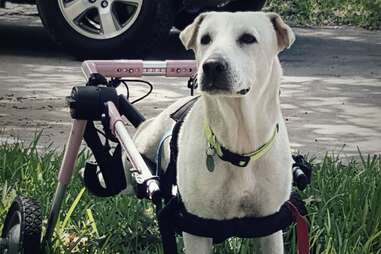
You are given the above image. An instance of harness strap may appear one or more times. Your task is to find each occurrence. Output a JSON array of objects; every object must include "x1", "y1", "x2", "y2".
[
  {"x1": 155, "y1": 132, "x2": 172, "y2": 177},
  {"x1": 83, "y1": 121, "x2": 127, "y2": 196},
  {"x1": 157, "y1": 196, "x2": 179, "y2": 254},
  {"x1": 286, "y1": 201, "x2": 310, "y2": 254},
  {"x1": 161, "y1": 97, "x2": 200, "y2": 201},
  {"x1": 174, "y1": 198, "x2": 293, "y2": 242},
  {"x1": 157, "y1": 192, "x2": 309, "y2": 252},
  {"x1": 157, "y1": 97, "x2": 200, "y2": 254},
  {"x1": 170, "y1": 97, "x2": 200, "y2": 122}
]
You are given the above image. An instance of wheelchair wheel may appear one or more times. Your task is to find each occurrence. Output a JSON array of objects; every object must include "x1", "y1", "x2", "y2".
[{"x1": 1, "y1": 197, "x2": 42, "y2": 254}]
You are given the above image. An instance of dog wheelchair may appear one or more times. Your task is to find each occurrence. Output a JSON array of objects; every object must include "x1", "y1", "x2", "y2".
[{"x1": 0, "y1": 60, "x2": 312, "y2": 254}]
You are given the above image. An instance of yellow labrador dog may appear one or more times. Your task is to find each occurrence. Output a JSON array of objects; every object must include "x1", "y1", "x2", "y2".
[{"x1": 126, "y1": 11, "x2": 295, "y2": 254}]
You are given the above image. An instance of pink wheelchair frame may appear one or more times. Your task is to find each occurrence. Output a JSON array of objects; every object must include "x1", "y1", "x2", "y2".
[{"x1": 44, "y1": 60, "x2": 197, "y2": 246}]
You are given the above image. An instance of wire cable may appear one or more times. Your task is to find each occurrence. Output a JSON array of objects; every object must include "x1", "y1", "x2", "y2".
[
  {"x1": 121, "y1": 80, "x2": 130, "y2": 100},
  {"x1": 119, "y1": 79, "x2": 153, "y2": 104}
]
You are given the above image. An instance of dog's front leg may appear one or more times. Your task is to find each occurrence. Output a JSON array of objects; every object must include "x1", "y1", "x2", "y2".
[
  {"x1": 183, "y1": 232, "x2": 213, "y2": 254},
  {"x1": 258, "y1": 231, "x2": 284, "y2": 254}
]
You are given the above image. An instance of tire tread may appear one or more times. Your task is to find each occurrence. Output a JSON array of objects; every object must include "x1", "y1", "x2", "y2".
[{"x1": 2, "y1": 196, "x2": 42, "y2": 254}]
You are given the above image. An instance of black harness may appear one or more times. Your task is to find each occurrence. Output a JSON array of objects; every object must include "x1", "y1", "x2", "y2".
[{"x1": 156, "y1": 97, "x2": 310, "y2": 254}]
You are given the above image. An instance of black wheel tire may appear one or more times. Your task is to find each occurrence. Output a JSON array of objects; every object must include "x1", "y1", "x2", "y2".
[
  {"x1": 174, "y1": 11, "x2": 198, "y2": 31},
  {"x1": 1, "y1": 197, "x2": 42, "y2": 254},
  {"x1": 37, "y1": 0, "x2": 175, "y2": 59},
  {"x1": 175, "y1": 0, "x2": 266, "y2": 30},
  {"x1": 220, "y1": 0, "x2": 266, "y2": 12}
]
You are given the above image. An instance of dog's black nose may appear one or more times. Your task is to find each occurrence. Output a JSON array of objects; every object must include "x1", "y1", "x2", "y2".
[{"x1": 202, "y1": 58, "x2": 228, "y2": 78}]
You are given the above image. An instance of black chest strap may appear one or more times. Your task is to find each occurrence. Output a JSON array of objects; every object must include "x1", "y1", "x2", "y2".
[{"x1": 159, "y1": 192, "x2": 306, "y2": 241}]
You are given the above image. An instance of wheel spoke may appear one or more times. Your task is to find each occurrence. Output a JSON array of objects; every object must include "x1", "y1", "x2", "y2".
[
  {"x1": 99, "y1": 10, "x2": 120, "y2": 35},
  {"x1": 63, "y1": 0, "x2": 92, "y2": 21},
  {"x1": 58, "y1": 0, "x2": 143, "y2": 39}
]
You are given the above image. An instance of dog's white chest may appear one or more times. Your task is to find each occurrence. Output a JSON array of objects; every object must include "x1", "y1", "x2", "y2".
[{"x1": 176, "y1": 114, "x2": 291, "y2": 220}]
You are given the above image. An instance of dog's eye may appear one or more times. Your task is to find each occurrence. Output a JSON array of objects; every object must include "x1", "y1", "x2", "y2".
[
  {"x1": 238, "y1": 33, "x2": 257, "y2": 44},
  {"x1": 201, "y1": 34, "x2": 211, "y2": 45}
]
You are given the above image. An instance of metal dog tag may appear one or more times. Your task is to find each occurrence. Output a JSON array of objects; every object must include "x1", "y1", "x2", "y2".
[
  {"x1": 206, "y1": 146, "x2": 215, "y2": 172},
  {"x1": 206, "y1": 155, "x2": 214, "y2": 172},
  {"x1": 206, "y1": 155, "x2": 215, "y2": 172}
]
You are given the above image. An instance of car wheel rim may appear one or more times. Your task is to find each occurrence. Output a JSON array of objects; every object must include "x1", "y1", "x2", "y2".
[{"x1": 58, "y1": 0, "x2": 143, "y2": 40}]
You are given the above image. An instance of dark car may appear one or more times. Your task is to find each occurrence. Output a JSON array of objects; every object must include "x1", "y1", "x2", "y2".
[{"x1": 0, "y1": 0, "x2": 266, "y2": 58}]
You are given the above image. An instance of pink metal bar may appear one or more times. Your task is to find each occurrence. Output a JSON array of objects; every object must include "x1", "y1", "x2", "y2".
[
  {"x1": 58, "y1": 120, "x2": 87, "y2": 185},
  {"x1": 166, "y1": 60, "x2": 197, "y2": 77},
  {"x1": 81, "y1": 61, "x2": 98, "y2": 78},
  {"x1": 81, "y1": 60, "x2": 197, "y2": 79},
  {"x1": 107, "y1": 101, "x2": 123, "y2": 136},
  {"x1": 106, "y1": 102, "x2": 152, "y2": 179},
  {"x1": 82, "y1": 60, "x2": 144, "y2": 78},
  {"x1": 107, "y1": 101, "x2": 160, "y2": 199}
]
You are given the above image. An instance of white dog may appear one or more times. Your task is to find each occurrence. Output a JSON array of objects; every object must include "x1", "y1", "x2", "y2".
[{"x1": 126, "y1": 11, "x2": 295, "y2": 254}]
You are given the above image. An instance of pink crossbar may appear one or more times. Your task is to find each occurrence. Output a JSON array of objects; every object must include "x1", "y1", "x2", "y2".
[{"x1": 81, "y1": 60, "x2": 197, "y2": 79}]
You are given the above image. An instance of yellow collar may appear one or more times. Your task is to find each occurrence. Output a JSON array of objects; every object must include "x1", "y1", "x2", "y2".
[{"x1": 204, "y1": 122, "x2": 279, "y2": 168}]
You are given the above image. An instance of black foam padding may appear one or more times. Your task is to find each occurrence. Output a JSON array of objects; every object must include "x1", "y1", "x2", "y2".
[{"x1": 67, "y1": 86, "x2": 118, "y2": 120}]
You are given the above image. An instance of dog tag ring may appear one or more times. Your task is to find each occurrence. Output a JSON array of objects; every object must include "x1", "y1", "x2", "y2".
[{"x1": 206, "y1": 146, "x2": 215, "y2": 156}]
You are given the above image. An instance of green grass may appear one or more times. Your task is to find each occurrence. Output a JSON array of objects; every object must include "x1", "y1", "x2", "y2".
[
  {"x1": 0, "y1": 136, "x2": 380, "y2": 253},
  {"x1": 266, "y1": 0, "x2": 381, "y2": 29}
]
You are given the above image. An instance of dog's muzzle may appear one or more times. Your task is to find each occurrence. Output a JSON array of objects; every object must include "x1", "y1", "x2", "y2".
[{"x1": 200, "y1": 58, "x2": 231, "y2": 92}]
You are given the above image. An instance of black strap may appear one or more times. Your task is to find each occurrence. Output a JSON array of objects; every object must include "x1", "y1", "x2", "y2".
[
  {"x1": 161, "y1": 97, "x2": 200, "y2": 201},
  {"x1": 157, "y1": 192, "x2": 307, "y2": 246},
  {"x1": 170, "y1": 96, "x2": 200, "y2": 122},
  {"x1": 157, "y1": 196, "x2": 181, "y2": 254},
  {"x1": 83, "y1": 122, "x2": 127, "y2": 197},
  {"x1": 157, "y1": 97, "x2": 200, "y2": 254}
]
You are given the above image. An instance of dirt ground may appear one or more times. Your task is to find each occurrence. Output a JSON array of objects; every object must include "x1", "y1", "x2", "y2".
[{"x1": 0, "y1": 4, "x2": 380, "y2": 158}]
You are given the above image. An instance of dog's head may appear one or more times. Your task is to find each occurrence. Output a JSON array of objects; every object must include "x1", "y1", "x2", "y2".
[{"x1": 180, "y1": 12, "x2": 295, "y2": 97}]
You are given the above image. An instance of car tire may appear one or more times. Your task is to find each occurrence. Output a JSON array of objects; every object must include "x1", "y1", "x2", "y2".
[
  {"x1": 37, "y1": 0, "x2": 174, "y2": 59},
  {"x1": 220, "y1": 0, "x2": 266, "y2": 12}
]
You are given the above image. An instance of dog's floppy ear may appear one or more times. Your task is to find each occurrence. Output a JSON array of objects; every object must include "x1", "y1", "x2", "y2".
[
  {"x1": 180, "y1": 13, "x2": 208, "y2": 50},
  {"x1": 266, "y1": 12, "x2": 295, "y2": 51}
]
